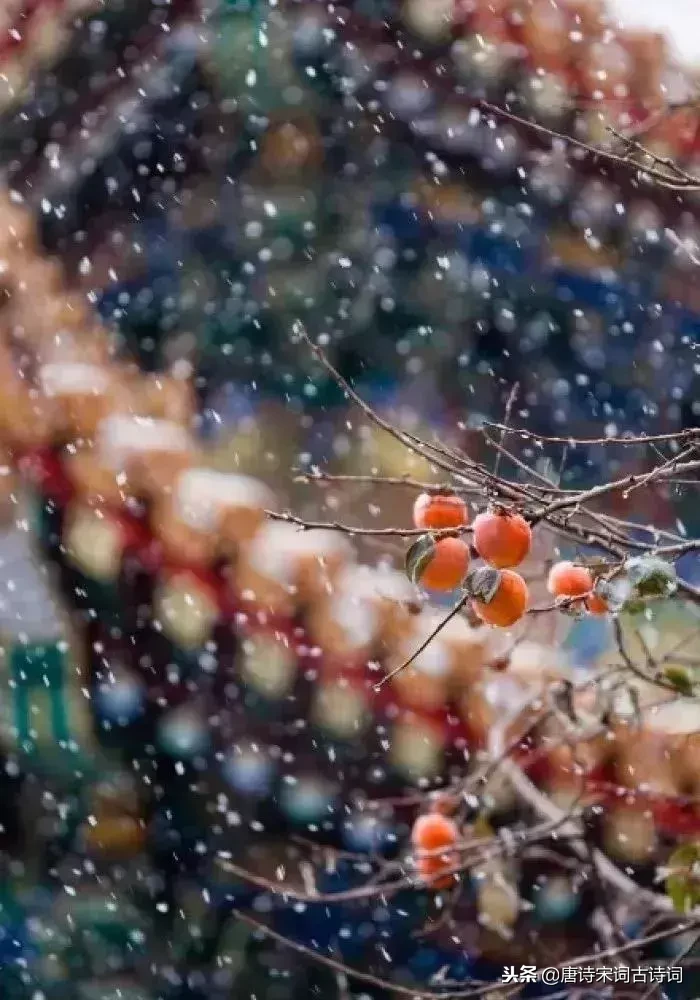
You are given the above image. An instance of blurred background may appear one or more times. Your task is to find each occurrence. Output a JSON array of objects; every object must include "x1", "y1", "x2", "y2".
[{"x1": 0, "y1": 0, "x2": 697, "y2": 998}]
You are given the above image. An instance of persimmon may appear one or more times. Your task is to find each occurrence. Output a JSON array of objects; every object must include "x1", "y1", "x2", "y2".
[
  {"x1": 585, "y1": 592, "x2": 609, "y2": 616},
  {"x1": 412, "y1": 812, "x2": 459, "y2": 890},
  {"x1": 547, "y1": 562, "x2": 610, "y2": 615},
  {"x1": 412, "y1": 811, "x2": 459, "y2": 850},
  {"x1": 547, "y1": 561, "x2": 593, "y2": 599},
  {"x1": 469, "y1": 567, "x2": 529, "y2": 628},
  {"x1": 413, "y1": 491, "x2": 468, "y2": 530},
  {"x1": 472, "y1": 509, "x2": 531, "y2": 569},
  {"x1": 405, "y1": 534, "x2": 470, "y2": 592},
  {"x1": 416, "y1": 855, "x2": 457, "y2": 890}
]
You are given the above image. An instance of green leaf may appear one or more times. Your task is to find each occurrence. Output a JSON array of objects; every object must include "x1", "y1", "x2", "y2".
[
  {"x1": 623, "y1": 597, "x2": 648, "y2": 616},
  {"x1": 465, "y1": 566, "x2": 501, "y2": 604},
  {"x1": 405, "y1": 534, "x2": 437, "y2": 586},
  {"x1": 662, "y1": 665, "x2": 695, "y2": 696},
  {"x1": 666, "y1": 843, "x2": 700, "y2": 914},
  {"x1": 625, "y1": 556, "x2": 678, "y2": 601}
]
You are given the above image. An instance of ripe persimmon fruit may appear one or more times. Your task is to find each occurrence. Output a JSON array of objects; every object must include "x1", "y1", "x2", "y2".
[
  {"x1": 472, "y1": 509, "x2": 531, "y2": 569},
  {"x1": 547, "y1": 561, "x2": 593, "y2": 599},
  {"x1": 405, "y1": 534, "x2": 470, "y2": 592},
  {"x1": 469, "y1": 567, "x2": 529, "y2": 627},
  {"x1": 547, "y1": 562, "x2": 609, "y2": 615},
  {"x1": 412, "y1": 812, "x2": 459, "y2": 890},
  {"x1": 585, "y1": 592, "x2": 609, "y2": 616},
  {"x1": 415, "y1": 855, "x2": 457, "y2": 890},
  {"x1": 413, "y1": 491, "x2": 468, "y2": 531},
  {"x1": 412, "y1": 812, "x2": 459, "y2": 850}
]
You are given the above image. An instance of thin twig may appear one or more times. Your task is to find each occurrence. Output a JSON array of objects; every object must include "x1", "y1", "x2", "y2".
[
  {"x1": 493, "y1": 382, "x2": 519, "y2": 480},
  {"x1": 480, "y1": 101, "x2": 700, "y2": 192},
  {"x1": 296, "y1": 471, "x2": 445, "y2": 491},
  {"x1": 482, "y1": 422, "x2": 700, "y2": 448},
  {"x1": 612, "y1": 616, "x2": 683, "y2": 694},
  {"x1": 265, "y1": 508, "x2": 472, "y2": 539},
  {"x1": 375, "y1": 592, "x2": 471, "y2": 690}
]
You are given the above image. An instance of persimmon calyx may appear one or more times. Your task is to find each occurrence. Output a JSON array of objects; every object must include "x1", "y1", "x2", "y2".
[
  {"x1": 553, "y1": 593, "x2": 588, "y2": 618},
  {"x1": 488, "y1": 502, "x2": 514, "y2": 518},
  {"x1": 465, "y1": 566, "x2": 501, "y2": 604}
]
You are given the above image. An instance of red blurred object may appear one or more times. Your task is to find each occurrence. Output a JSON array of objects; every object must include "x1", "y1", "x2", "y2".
[
  {"x1": 17, "y1": 446, "x2": 74, "y2": 504},
  {"x1": 625, "y1": 30, "x2": 667, "y2": 113},
  {"x1": 0, "y1": 1, "x2": 63, "y2": 64},
  {"x1": 516, "y1": 0, "x2": 572, "y2": 75}
]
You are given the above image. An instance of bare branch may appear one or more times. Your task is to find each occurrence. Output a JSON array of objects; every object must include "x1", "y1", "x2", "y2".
[
  {"x1": 481, "y1": 422, "x2": 700, "y2": 449},
  {"x1": 295, "y1": 471, "x2": 446, "y2": 491},
  {"x1": 375, "y1": 592, "x2": 471, "y2": 690},
  {"x1": 265, "y1": 508, "x2": 471, "y2": 539},
  {"x1": 493, "y1": 382, "x2": 520, "y2": 479},
  {"x1": 480, "y1": 101, "x2": 700, "y2": 192}
]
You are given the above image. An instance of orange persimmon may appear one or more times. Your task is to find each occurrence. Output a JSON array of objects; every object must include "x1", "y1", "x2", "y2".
[
  {"x1": 472, "y1": 509, "x2": 531, "y2": 569},
  {"x1": 547, "y1": 561, "x2": 593, "y2": 599},
  {"x1": 412, "y1": 812, "x2": 459, "y2": 850},
  {"x1": 470, "y1": 568, "x2": 529, "y2": 628},
  {"x1": 406, "y1": 534, "x2": 470, "y2": 592},
  {"x1": 585, "y1": 592, "x2": 609, "y2": 616},
  {"x1": 413, "y1": 491, "x2": 468, "y2": 530},
  {"x1": 412, "y1": 812, "x2": 459, "y2": 890},
  {"x1": 416, "y1": 855, "x2": 458, "y2": 889},
  {"x1": 547, "y1": 562, "x2": 609, "y2": 615}
]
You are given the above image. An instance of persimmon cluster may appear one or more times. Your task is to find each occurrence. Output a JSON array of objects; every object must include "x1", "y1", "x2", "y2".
[
  {"x1": 406, "y1": 492, "x2": 609, "y2": 627},
  {"x1": 547, "y1": 561, "x2": 608, "y2": 617}
]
